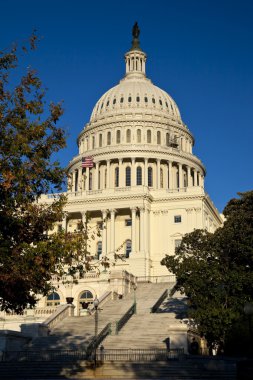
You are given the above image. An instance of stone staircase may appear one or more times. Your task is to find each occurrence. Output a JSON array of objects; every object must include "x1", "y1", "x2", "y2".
[
  {"x1": 0, "y1": 358, "x2": 237, "y2": 379},
  {"x1": 103, "y1": 285, "x2": 188, "y2": 350},
  {"x1": 0, "y1": 283, "x2": 238, "y2": 379},
  {"x1": 25, "y1": 290, "x2": 135, "y2": 351}
]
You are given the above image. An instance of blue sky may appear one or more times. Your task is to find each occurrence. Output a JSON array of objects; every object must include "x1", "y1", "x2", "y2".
[{"x1": 1, "y1": 0, "x2": 252, "y2": 212}]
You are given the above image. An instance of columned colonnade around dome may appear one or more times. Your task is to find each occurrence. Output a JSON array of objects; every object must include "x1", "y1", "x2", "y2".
[{"x1": 69, "y1": 158, "x2": 204, "y2": 193}]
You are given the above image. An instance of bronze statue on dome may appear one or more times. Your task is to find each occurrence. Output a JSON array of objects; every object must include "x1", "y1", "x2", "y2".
[{"x1": 132, "y1": 22, "x2": 140, "y2": 39}]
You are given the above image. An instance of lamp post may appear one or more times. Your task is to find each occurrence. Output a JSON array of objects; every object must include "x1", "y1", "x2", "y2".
[
  {"x1": 244, "y1": 302, "x2": 253, "y2": 356},
  {"x1": 93, "y1": 296, "x2": 99, "y2": 368},
  {"x1": 133, "y1": 284, "x2": 137, "y2": 314}
]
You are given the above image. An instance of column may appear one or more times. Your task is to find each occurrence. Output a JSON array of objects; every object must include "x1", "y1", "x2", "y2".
[
  {"x1": 72, "y1": 171, "x2": 76, "y2": 192},
  {"x1": 85, "y1": 167, "x2": 90, "y2": 191},
  {"x1": 110, "y1": 209, "x2": 116, "y2": 254},
  {"x1": 201, "y1": 175, "x2": 205, "y2": 188},
  {"x1": 139, "y1": 207, "x2": 145, "y2": 252},
  {"x1": 67, "y1": 173, "x2": 72, "y2": 192},
  {"x1": 81, "y1": 211, "x2": 86, "y2": 225},
  {"x1": 131, "y1": 158, "x2": 135, "y2": 187},
  {"x1": 178, "y1": 163, "x2": 183, "y2": 189},
  {"x1": 102, "y1": 210, "x2": 107, "y2": 255},
  {"x1": 194, "y1": 169, "x2": 198, "y2": 186},
  {"x1": 95, "y1": 162, "x2": 99, "y2": 190},
  {"x1": 187, "y1": 166, "x2": 192, "y2": 187},
  {"x1": 131, "y1": 207, "x2": 137, "y2": 254},
  {"x1": 78, "y1": 167, "x2": 82, "y2": 192},
  {"x1": 157, "y1": 159, "x2": 161, "y2": 189},
  {"x1": 106, "y1": 160, "x2": 110, "y2": 189},
  {"x1": 168, "y1": 161, "x2": 172, "y2": 189},
  {"x1": 118, "y1": 159, "x2": 123, "y2": 187},
  {"x1": 144, "y1": 158, "x2": 148, "y2": 187},
  {"x1": 62, "y1": 214, "x2": 68, "y2": 231}
]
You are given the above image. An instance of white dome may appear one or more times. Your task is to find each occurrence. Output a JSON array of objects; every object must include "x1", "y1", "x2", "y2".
[
  {"x1": 90, "y1": 75, "x2": 181, "y2": 123},
  {"x1": 89, "y1": 43, "x2": 182, "y2": 124}
]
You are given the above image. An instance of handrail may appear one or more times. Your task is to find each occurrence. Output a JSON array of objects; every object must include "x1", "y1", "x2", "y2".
[
  {"x1": 150, "y1": 289, "x2": 168, "y2": 313},
  {"x1": 115, "y1": 303, "x2": 136, "y2": 335},
  {"x1": 86, "y1": 322, "x2": 112, "y2": 358}
]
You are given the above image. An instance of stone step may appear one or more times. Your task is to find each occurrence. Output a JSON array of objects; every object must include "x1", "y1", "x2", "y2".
[{"x1": 0, "y1": 359, "x2": 237, "y2": 379}]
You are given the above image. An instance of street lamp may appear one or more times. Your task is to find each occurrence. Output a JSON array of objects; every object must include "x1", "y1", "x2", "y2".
[
  {"x1": 93, "y1": 296, "x2": 99, "y2": 368},
  {"x1": 244, "y1": 302, "x2": 253, "y2": 356}
]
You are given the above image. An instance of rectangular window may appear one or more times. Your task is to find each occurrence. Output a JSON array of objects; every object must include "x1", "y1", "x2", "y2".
[
  {"x1": 174, "y1": 215, "x2": 182, "y2": 223},
  {"x1": 125, "y1": 219, "x2": 132, "y2": 227}
]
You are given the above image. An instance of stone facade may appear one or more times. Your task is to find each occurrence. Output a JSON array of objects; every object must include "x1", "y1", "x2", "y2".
[{"x1": 1, "y1": 30, "x2": 223, "y2": 327}]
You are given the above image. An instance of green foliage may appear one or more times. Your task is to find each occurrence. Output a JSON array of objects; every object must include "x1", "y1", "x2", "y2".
[
  {"x1": 0, "y1": 34, "x2": 95, "y2": 314},
  {"x1": 161, "y1": 191, "x2": 253, "y2": 350}
]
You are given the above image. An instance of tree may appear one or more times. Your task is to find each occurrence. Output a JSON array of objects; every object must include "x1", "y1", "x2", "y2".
[
  {"x1": 161, "y1": 191, "x2": 253, "y2": 352},
  {"x1": 0, "y1": 34, "x2": 101, "y2": 314}
]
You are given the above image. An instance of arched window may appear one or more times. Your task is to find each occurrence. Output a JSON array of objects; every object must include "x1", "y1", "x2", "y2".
[
  {"x1": 107, "y1": 131, "x2": 111, "y2": 145},
  {"x1": 147, "y1": 130, "x2": 151, "y2": 143},
  {"x1": 125, "y1": 166, "x2": 131, "y2": 186},
  {"x1": 115, "y1": 167, "x2": 119, "y2": 187},
  {"x1": 148, "y1": 167, "x2": 153, "y2": 187},
  {"x1": 137, "y1": 129, "x2": 141, "y2": 143},
  {"x1": 104, "y1": 169, "x2": 107, "y2": 188},
  {"x1": 99, "y1": 134, "x2": 102, "y2": 147},
  {"x1": 92, "y1": 135, "x2": 95, "y2": 149},
  {"x1": 74, "y1": 170, "x2": 78, "y2": 192},
  {"x1": 160, "y1": 168, "x2": 164, "y2": 188},
  {"x1": 98, "y1": 169, "x2": 101, "y2": 189},
  {"x1": 46, "y1": 292, "x2": 60, "y2": 306},
  {"x1": 89, "y1": 171, "x2": 92, "y2": 190},
  {"x1": 136, "y1": 166, "x2": 142, "y2": 186},
  {"x1": 125, "y1": 240, "x2": 132, "y2": 258},
  {"x1": 116, "y1": 130, "x2": 121, "y2": 144},
  {"x1": 166, "y1": 133, "x2": 170, "y2": 147},
  {"x1": 97, "y1": 241, "x2": 102, "y2": 259},
  {"x1": 184, "y1": 172, "x2": 187, "y2": 187},
  {"x1": 126, "y1": 129, "x2": 131, "y2": 143},
  {"x1": 157, "y1": 131, "x2": 161, "y2": 145},
  {"x1": 80, "y1": 290, "x2": 93, "y2": 306}
]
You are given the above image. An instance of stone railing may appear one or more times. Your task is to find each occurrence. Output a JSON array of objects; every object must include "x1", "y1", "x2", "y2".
[
  {"x1": 89, "y1": 291, "x2": 112, "y2": 315},
  {"x1": 0, "y1": 306, "x2": 58, "y2": 321},
  {"x1": 136, "y1": 275, "x2": 176, "y2": 284},
  {"x1": 43, "y1": 304, "x2": 75, "y2": 330}
]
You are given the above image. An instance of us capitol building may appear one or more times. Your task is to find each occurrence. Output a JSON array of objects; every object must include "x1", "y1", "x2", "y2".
[{"x1": 1, "y1": 25, "x2": 223, "y2": 327}]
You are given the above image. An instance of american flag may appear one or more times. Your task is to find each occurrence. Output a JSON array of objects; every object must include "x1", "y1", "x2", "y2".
[{"x1": 82, "y1": 156, "x2": 94, "y2": 168}]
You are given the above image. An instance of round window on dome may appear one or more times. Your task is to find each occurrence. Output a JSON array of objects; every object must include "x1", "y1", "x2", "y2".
[
  {"x1": 159, "y1": 99, "x2": 163, "y2": 106},
  {"x1": 120, "y1": 97, "x2": 124, "y2": 103},
  {"x1": 106, "y1": 100, "x2": 110, "y2": 107},
  {"x1": 128, "y1": 96, "x2": 132, "y2": 102},
  {"x1": 152, "y1": 98, "x2": 155, "y2": 104},
  {"x1": 101, "y1": 102, "x2": 104, "y2": 109},
  {"x1": 165, "y1": 101, "x2": 168, "y2": 108},
  {"x1": 113, "y1": 98, "x2": 116, "y2": 105},
  {"x1": 144, "y1": 97, "x2": 148, "y2": 103},
  {"x1": 136, "y1": 96, "x2": 140, "y2": 102}
]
